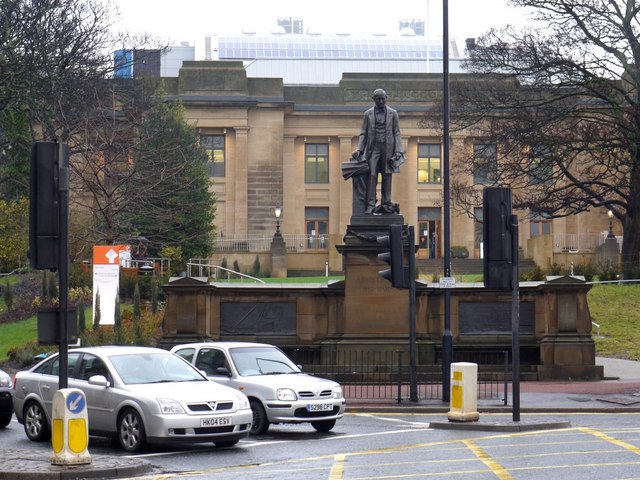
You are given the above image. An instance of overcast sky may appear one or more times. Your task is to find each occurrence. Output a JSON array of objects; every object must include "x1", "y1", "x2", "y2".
[{"x1": 109, "y1": 0, "x2": 533, "y2": 58}]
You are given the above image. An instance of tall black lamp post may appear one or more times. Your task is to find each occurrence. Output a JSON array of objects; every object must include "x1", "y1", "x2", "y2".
[
  {"x1": 441, "y1": 0, "x2": 453, "y2": 403},
  {"x1": 607, "y1": 210, "x2": 615, "y2": 238},
  {"x1": 275, "y1": 206, "x2": 282, "y2": 236}
]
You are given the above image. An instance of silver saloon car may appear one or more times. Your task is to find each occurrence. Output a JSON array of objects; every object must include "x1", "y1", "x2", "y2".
[
  {"x1": 12, "y1": 346, "x2": 252, "y2": 451},
  {"x1": 171, "y1": 342, "x2": 346, "y2": 435}
]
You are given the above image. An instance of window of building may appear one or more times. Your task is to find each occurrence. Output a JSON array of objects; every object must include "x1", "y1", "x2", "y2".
[
  {"x1": 417, "y1": 144, "x2": 441, "y2": 184},
  {"x1": 529, "y1": 145, "x2": 554, "y2": 185},
  {"x1": 200, "y1": 134, "x2": 225, "y2": 177},
  {"x1": 305, "y1": 143, "x2": 329, "y2": 183},
  {"x1": 530, "y1": 212, "x2": 552, "y2": 237},
  {"x1": 473, "y1": 143, "x2": 497, "y2": 184},
  {"x1": 305, "y1": 207, "x2": 328, "y2": 249}
]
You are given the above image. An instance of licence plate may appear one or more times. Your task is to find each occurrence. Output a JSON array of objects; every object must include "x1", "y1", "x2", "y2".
[
  {"x1": 201, "y1": 416, "x2": 231, "y2": 427},
  {"x1": 307, "y1": 402, "x2": 333, "y2": 412}
]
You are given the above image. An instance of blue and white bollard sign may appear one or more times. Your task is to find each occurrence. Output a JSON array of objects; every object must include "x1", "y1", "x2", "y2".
[{"x1": 50, "y1": 388, "x2": 92, "y2": 465}]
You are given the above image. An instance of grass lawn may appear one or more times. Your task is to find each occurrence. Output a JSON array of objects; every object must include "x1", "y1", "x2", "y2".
[
  {"x1": 0, "y1": 316, "x2": 37, "y2": 361},
  {"x1": 589, "y1": 283, "x2": 640, "y2": 361}
]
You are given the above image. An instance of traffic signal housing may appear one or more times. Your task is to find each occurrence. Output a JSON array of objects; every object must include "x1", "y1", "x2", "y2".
[
  {"x1": 29, "y1": 141, "x2": 67, "y2": 270},
  {"x1": 378, "y1": 224, "x2": 407, "y2": 288},
  {"x1": 483, "y1": 187, "x2": 513, "y2": 290}
]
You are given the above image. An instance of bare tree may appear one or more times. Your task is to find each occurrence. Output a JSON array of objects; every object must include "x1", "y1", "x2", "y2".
[
  {"x1": 448, "y1": 0, "x2": 640, "y2": 276},
  {"x1": 69, "y1": 77, "x2": 158, "y2": 254},
  {"x1": 0, "y1": 0, "x2": 160, "y2": 199}
]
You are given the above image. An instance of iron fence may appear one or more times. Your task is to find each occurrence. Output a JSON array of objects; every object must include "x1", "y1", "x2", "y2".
[
  {"x1": 287, "y1": 347, "x2": 508, "y2": 405},
  {"x1": 212, "y1": 233, "x2": 329, "y2": 253},
  {"x1": 552, "y1": 232, "x2": 605, "y2": 252}
]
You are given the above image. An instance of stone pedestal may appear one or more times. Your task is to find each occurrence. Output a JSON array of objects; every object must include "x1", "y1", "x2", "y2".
[
  {"x1": 270, "y1": 233, "x2": 287, "y2": 278},
  {"x1": 603, "y1": 236, "x2": 620, "y2": 266},
  {"x1": 334, "y1": 214, "x2": 409, "y2": 339},
  {"x1": 537, "y1": 276, "x2": 604, "y2": 381},
  {"x1": 538, "y1": 333, "x2": 603, "y2": 380}
]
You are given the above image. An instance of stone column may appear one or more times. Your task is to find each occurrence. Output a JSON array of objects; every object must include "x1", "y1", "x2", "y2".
[
  {"x1": 282, "y1": 135, "x2": 297, "y2": 237},
  {"x1": 234, "y1": 126, "x2": 249, "y2": 235}
]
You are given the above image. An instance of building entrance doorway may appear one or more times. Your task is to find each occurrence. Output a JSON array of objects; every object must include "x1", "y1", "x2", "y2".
[{"x1": 418, "y1": 207, "x2": 441, "y2": 259}]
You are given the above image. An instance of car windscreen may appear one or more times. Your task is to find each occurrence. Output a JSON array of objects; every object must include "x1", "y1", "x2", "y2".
[
  {"x1": 229, "y1": 347, "x2": 301, "y2": 376},
  {"x1": 109, "y1": 353, "x2": 206, "y2": 385}
]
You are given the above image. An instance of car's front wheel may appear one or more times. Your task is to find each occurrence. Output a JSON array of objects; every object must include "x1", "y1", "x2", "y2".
[
  {"x1": 249, "y1": 399, "x2": 269, "y2": 435},
  {"x1": 311, "y1": 419, "x2": 336, "y2": 432},
  {"x1": 23, "y1": 401, "x2": 50, "y2": 441},
  {"x1": 118, "y1": 408, "x2": 147, "y2": 452}
]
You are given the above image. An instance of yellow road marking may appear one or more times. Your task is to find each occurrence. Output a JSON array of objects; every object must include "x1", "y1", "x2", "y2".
[
  {"x1": 463, "y1": 439, "x2": 514, "y2": 479},
  {"x1": 329, "y1": 454, "x2": 346, "y2": 480},
  {"x1": 127, "y1": 423, "x2": 640, "y2": 479},
  {"x1": 581, "y1": 427, "x2": 640, "y2": 455}
]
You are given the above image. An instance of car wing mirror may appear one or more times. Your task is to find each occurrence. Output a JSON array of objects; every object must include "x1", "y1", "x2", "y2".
[
  {"x1": 88, "y1": 375, "x2": 110, "y2": 387},
  {"x1": 216, "y1": 367, "x2": 232, "y2": 377}
]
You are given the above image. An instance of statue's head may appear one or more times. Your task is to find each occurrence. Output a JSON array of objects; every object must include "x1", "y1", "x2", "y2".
[
  {"x1": 372, "y1": 89, "x2": 387, "y2": 108},
  {"x1": 372, "y1": 88, "x2": 387, "y2": 100}
]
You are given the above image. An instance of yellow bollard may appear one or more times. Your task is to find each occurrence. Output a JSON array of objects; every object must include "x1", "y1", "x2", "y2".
[
  {"x1": 447, "y1": 362, "x2": 479, "y2": 422},
  {"x1": 50, "y1": 388, "x2": 92, "y2": 465}
]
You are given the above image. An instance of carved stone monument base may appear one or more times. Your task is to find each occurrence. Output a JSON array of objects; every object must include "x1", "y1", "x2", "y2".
[
  {"x1": 538, "y1": 333, "x2": 604, "y2": 381},
  {"x1": 335, "y1": 214, "x2": 409, "y2": 338}
]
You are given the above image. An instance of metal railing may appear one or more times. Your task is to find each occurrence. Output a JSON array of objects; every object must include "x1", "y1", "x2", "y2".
[
  {"x1": 212, "y1": 234, "x2": 329, "y2": 253},
  {"x1": 287, "y1": 347, "x2": 509, "y2": 405},
  {"x1": 123, "y1": 257, "x2": 171, "y2": 276},
  {"x1": 185, "y1": 262, "x2": 265, "y2": 283},
  {"x1": 552, "y1": 233, "x2": 606, "y2": 253}
]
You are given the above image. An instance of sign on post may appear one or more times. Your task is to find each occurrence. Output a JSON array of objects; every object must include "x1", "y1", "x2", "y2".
[{"x1": 92, "y1": 245, "x2": 129, "y2": 326}]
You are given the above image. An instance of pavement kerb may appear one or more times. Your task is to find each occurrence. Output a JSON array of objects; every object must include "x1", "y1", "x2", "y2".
[{"x1": 0, "y1": 448, "x2": 153, "y2": 480}]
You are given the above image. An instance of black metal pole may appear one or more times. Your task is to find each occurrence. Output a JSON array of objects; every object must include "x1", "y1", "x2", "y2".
[
  {"x1": 511, "y1": 215, "x2": 520, "y2": 421},
  {"x1": 397, "y1": 351, "x2": 403, "y2": 404},
  {"x1": 408, "y1": 226, "x2": 418, "y2": 402},
  {"x1": 58, "y1": 143, "x2": 69, "y2": 390},
  {"x1": 441, "y1": 0, "x2": 453, "y2": 402}
]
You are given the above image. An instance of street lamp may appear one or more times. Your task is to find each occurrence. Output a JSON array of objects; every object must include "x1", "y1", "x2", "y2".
[
  {"x1": 274, "y1": 206, "x2": 282, "y2": 236},
  {"x1": 607, "y1": 210, "x2": 615, "y2": 238}
]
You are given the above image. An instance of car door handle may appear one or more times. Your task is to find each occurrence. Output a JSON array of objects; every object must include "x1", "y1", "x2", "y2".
[{"x1": 42, "y1": 385, "x2": 51, "y2": 390}]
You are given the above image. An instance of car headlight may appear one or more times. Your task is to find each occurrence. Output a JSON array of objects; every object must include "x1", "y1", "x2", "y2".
[
  {"x1": 332, "y1": 386, "x2": 343, "y2": 399},
  {"x1": 0, "y1": 376, "x2": 12, "y2": 389},
  {"x1": 236, "y1": 393, "x2": 250, "y2": 410},
  {"x1": 157, "y1": 398, "x2": 185, "y2": 414},
  {"x1": 276, "y1": 388, "x2": 297, "y2": 401}
]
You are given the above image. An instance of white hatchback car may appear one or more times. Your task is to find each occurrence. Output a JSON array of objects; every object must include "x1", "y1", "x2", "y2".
[{"x1": 171, "y1": 342, "x2": 346, "y2": 434}]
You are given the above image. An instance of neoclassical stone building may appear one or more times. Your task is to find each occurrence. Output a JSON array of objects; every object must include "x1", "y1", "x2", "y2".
[{"x1": 161, "y1": 60, "x2": 617, "y2": 274}]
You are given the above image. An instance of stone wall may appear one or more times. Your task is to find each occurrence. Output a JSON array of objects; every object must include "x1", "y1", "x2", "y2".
[{"x1": 161, "y1": 274, "x2": 603, "y2": 380}]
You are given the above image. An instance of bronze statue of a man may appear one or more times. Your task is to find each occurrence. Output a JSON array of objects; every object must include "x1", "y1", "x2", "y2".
[{"x1": 354, "y1": 88, "x2": 405, "y2": 214}]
